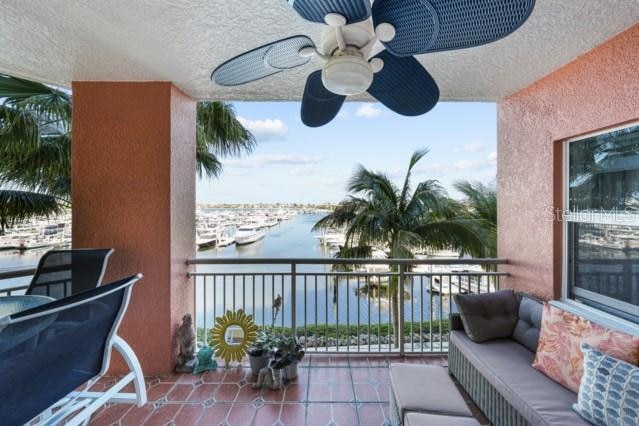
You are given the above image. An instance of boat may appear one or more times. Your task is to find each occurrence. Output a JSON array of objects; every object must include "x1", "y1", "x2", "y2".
[
  {"x1": 234, "y1": 225, "x2": 266, "y2": 245},
  {"x1": 196, "y1": 236, "x2": 217, "y2": 249},
  {"x1": 216, "y1": 236, "x2": 235, "y2": 247}
]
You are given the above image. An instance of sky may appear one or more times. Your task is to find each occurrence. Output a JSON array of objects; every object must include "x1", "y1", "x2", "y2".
[{"x1": 196, "y1": 101, "x2": 497, "y2": 204}]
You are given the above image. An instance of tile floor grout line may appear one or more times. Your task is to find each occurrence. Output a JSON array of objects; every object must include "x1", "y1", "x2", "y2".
[{"x1": 348, "y1": 363, "x2": 363, "y2": 426}]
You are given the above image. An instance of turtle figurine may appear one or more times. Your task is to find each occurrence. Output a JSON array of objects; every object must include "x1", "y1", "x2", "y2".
[{"x1": 193, "y1": 346, "x2": 217, "y2": 375}]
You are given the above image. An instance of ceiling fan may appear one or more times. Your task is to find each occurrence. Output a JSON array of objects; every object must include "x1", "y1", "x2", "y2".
[{"x1": 211, "y1": 0, "x2": 536, "y2": 127}]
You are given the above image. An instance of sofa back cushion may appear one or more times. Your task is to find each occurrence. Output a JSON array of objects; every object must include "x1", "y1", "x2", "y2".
[
  {"x1": 512, "y1": 296, "x2": 543, "y2": 352},
  {"x1": 454, "y1": 289, "x2": 519, "y2": 342},
  {"x1": 532, "y1": 303, "x2": 639, "y2": 393}
]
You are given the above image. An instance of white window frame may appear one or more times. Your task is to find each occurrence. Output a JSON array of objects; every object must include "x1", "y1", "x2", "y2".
[{"x1": 562, "y1": 121, "x2": 639, "y2": 321}]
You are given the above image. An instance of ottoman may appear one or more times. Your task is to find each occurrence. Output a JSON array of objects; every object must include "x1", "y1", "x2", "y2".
[
  {"x1": 406, "y1": 413, "x2": 480, "y2": 426},
  {"x1": 389, "y1": 364, "x2": 478, "y2": 426}
]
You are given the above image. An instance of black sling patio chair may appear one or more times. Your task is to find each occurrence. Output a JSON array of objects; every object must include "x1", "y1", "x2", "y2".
[
  {"x1": 0, "y1": 274, "x2": 147, "y2": 426},
  {"x1": 26, "y1": 248, "x2": 114, "y2": 299}
]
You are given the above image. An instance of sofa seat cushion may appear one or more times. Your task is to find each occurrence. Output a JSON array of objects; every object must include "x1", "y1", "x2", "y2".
[
  {"x1": 390, "y1": 364, "x2": 473, "y2": 419},
  {"x1": 450, "y1": 330, "x2": 590, "y2": 425},
  {"x1": 405, "y1": 412, "x2": 480, "y2": 426}
]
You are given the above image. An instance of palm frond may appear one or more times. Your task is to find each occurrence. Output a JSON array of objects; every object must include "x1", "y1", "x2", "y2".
[
  {"x1": 454, "y1": 180, "x2": 497, "y2": 257},
  {"x1": 0, "y1": 132, "x2": 71, "y2": 196},
  {"x1": 197, "y1": 101, "x2": 256, "y2": 158},
  {"x1": 347, "y1": 165, "x2": 399, "y2": 207},
  {"x1": 399, "y1": 148, "x2": 429, "y2": 211},
  {"x1": 312, "y1": 197, "x2": 367, "y2": 232},
  {"x1": 0, "y1": 74, "x2": 71, "y2": 124},
  {"x1": 0, "y1": 104, "x2": 42, "y2": 151},
  {"x1": 0, "y1": 189, "x2": 61, "y2": 232}
]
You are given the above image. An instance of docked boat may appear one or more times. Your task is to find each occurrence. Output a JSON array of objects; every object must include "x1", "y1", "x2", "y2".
[
  {"x1": 234, "y1": 225, "x2": 266, "y2": 245},
  {"x1": 216, "y1": 236, "x2": 235, "y2": 247}
]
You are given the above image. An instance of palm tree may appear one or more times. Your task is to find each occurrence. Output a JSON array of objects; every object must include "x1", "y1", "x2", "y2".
[
  {"x1": 0, "y1": 74, "x2": 255, "y2": 231},
  {"x1": 313, "y1": 149, "x2": 486, "y2": 347},
  {"x1": 453, "y1": 181, "x2": 497, "y2": 258}
]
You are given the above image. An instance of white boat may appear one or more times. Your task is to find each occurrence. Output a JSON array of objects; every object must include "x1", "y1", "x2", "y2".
[
  {"x1": 234, "y1": 225, "x2": 266, "y2": 245},
  {"x1": 217, "y1": 236, "x2": 235, "y2": 247},
  {"x1": 316, "y1": 231, "x2": 346, "y2": 248}
]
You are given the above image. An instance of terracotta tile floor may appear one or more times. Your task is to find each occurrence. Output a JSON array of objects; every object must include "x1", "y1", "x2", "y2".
[{"x1": 88, "y1": 354, "x2": 488, "y2": 426}]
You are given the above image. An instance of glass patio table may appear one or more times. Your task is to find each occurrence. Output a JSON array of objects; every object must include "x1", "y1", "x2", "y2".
[
  {"x1": 0, "y1": 295, "x2": 54, "y2": 318},
  {"x1": 0, "y1": 295, "x2": 56, "y2": 353}
]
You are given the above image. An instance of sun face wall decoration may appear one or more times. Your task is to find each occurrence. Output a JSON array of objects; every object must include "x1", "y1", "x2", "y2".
[{"x1": 210, "y1": 309, "x2": 259, "y2": 366}]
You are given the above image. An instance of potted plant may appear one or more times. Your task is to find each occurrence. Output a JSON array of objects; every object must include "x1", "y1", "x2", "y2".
[
  {"x1": 247, "y1": 330, "x2": 276, "y2": 375},
  {"x1": 248, "y1": 294, "x2": 283, "y2": 375},
  {"x1": 271, "y1": 336, "x2": 305, "y2": 381}
]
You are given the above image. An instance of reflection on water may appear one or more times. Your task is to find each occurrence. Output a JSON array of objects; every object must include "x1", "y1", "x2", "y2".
[
  {"x1": 569, "y1": 222, "x2": 639, "y2": 312},
  {"x1": 194, "y1": 213, "x2": 450, "y2": 330}
]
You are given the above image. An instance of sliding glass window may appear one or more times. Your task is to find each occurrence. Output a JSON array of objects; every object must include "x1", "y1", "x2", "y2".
[{"x1": 565, "y1": 124, "x2": 639, "y2": 322}]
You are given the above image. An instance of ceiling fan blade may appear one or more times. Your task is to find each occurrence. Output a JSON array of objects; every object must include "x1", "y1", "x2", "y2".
[
  {"x1": 301, "y1": 71, "x2": 346, "y2": 127},
  {"x1": 372, "y1": 0, "x2": 535, "y2": 56},
  {"x1": 211, "y1": 36, "x2": 315, "y2": 86},
  {"x1": 287, "y1": 0, "x2": 371, "y2": 24},
  {"x1": 367, "y1": 51, "x2": 439, "y2": 117}
]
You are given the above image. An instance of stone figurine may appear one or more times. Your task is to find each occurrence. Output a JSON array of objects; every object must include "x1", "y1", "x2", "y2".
[
  {"x1": 175, "y1": 314, "x2": 197, "y2": 373},
  {"x1": 252, "y1": 366, "x2": 282, "y2": 390}
]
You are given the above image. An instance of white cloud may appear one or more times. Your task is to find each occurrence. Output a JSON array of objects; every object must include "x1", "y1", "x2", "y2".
[
  {"x1": 290, "y1": 167, "x2": 316, "y2": 176},
  {"x1": 463, "y1": 142, "x2": 484, "y2": 152},
  {"x1": 453, "y1": 160, "x2": 476, "y2": 170},
  {"x1": 355, "y1": 104, "x2": 383, "y2": 119},
  {"x1": 225, "y1": 154, "x2": 324, "y2": 168},
  {"x1": 487, "y1": 151, "x2": 497, "y2": 161},
  {"x1": 237, "y1": 117, "x2": 288, "y2": 141}
]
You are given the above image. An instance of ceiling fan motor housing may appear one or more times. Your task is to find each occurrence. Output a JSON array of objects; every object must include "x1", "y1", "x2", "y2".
[
  {"x1": 319, "y1": 21, "x2": 376, "y2": 96},
  {"x1": 322, "y1": 52, "x2": 374, "y2": 96}
]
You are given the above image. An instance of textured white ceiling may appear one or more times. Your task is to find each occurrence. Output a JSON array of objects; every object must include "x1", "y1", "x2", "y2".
[{"x1": 0, "y1": 0, "x2": 638, "y2": 101}]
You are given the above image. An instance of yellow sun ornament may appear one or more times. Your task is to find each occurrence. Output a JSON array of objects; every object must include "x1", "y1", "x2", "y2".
[{"x1": 210, "y1": 309, "x2": 259, "y2": 366}]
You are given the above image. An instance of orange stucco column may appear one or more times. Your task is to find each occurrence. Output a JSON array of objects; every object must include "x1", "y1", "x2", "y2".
[
  {"x1": 497, "y1": 24, "x2": 639, "y2": 300},
  {"x1": 72, "y1": 82, "x2": 196, "y2": 375}
]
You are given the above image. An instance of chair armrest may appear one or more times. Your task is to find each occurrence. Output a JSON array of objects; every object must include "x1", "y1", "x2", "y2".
[{"x1": 450, "y1": 313, "x2": 465, "y2": 331}]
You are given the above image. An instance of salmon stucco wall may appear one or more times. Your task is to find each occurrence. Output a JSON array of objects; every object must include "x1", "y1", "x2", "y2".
[
  {"x1": 498, "y1": 24, "x2": 639, "y2": 300},
  {"x1": 72, "y1": 82, "x2": 196, "y2": 374}
]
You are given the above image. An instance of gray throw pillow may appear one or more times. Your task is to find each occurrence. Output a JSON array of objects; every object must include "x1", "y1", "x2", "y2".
[{"x1": 453, "y1": 289, "x2": 519, "y2": 342}]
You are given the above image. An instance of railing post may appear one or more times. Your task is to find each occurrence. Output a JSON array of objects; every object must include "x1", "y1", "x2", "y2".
[
  {"x1": 291, "y1": 262, "x2": 297, "y2": 338},
  {"x1": 399, "y1": 263, "x2": 405, "y2": 356}
]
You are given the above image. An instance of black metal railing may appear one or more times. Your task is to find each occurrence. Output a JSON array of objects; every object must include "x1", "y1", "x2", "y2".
[
  {"x1": 0, "y1": 267, "x2": 36, "y2": 296},
  {"x1": 187, "y1": 258, "x2": 508, "y2": 354}
]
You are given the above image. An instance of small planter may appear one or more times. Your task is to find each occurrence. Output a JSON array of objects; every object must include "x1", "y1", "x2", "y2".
[
  {"x1": 248, "y1": 353, "x2": 270, "y2": 375},
  {"x1": 282, "y1": 363, "x2": 299, "y2": 381}
]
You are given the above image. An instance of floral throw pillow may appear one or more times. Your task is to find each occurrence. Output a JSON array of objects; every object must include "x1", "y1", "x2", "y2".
[{"x1": 532, "y1": 303, "x2": 639, "y2": 392}]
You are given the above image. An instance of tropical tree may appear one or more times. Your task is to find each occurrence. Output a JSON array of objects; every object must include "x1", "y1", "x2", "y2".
[
  {"x1": 313, "y1": 149, "x2": 487, "y2": 347},
  {"x1": 0, "y1": 75, "x2": 254, "y2": 232},
  {"x1": 454, "y1": 181, "x2": 497, "y2": 258}
]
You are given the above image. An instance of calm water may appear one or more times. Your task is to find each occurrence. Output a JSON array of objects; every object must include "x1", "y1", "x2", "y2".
[
  {"x1": 194, "y1": 213, "x2": 447, "y2": 329},
  {"x1": 1, "y1": 213, "x2": 449, "y2": 326}
]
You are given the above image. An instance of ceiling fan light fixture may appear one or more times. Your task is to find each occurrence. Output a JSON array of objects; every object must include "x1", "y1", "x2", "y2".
[{"x1": 321, "y1": 54, "x2": 374, "y2": 96}]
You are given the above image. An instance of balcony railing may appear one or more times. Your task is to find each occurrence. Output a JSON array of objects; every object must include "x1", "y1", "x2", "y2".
[
  {"x1": 0, "y1": 267, "x2": 36, "y2": 296},
  {"x1": 187, "y1": 258, "x2": 508, "y2": 355},
  {"x1": 0, "y1": 258, "x2": 508, "y2": 355}
]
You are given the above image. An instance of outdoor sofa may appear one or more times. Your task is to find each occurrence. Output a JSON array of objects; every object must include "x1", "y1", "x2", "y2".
[
  {"x1": 447, "y1": 291, "x2": 592, "y2": 425},
  {"x1": 390, "y1": 290, "x2": 625, "y2": 425}
]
